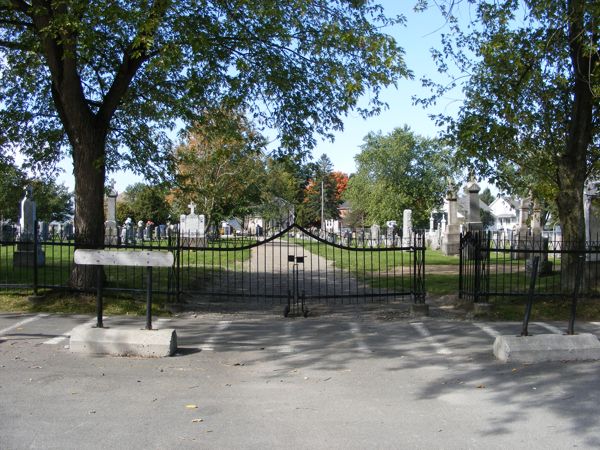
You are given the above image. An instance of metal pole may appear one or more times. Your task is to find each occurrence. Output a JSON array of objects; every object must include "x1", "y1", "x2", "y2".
[
  {"x1": 96, "y1": 265, "x2": 104, "y2": 328},
  {"x1": 458, "y1": 233, "x2": 463, "y2": 299},
  {"x1": 146, "y1": 266, "x2": 153, "y2": 330},
  {"x1": 567, "y1": 255, "x2": 584, "y2": 335},
  {"x1": 321, "y1": 180, "x2": 324, "y2": 232},
  {"x1": 32, "y1": 218, "x2": 38, "y2": 295},
  {"x1": 521, "y1": 256, "x2": 539, "y2": 336}
]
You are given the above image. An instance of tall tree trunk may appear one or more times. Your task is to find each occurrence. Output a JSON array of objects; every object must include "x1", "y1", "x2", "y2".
[
  {"x1": 68, "y1": 125, "x2": 107, "y2": 290},
  {"x1": 557, "y1": 0, "x2": 596, "y2": 292}
]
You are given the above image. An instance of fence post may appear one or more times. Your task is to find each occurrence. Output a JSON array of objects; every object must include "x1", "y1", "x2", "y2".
[
  {"x1": 458, "y1": 233, "x2": 464, "y2": 299},
  {"x1": 412, "y1": 232, "x2": 426, "y2": 304},
  {"x1": 146, "y1": 266, "x2": 153, "y2": 330},
  {"x1": 483, "y1": 231, "x2": 491, "y2": 303},
  {"x1": 176, "y1": 228, "x2": 181, "y2": 304},
  {"x1": 96, "y1": 265, "x2": 104, "y2": 328},
  {"x1": 32, "y1": 219, "x2": 38, "y2": 296},
  {"x1": 474, "y1": 232, "x2": 481, "y2": 303},
  {"x1": 521, "y1": 256, "x2": 540, "y2": 336},
  {"x1": 567, "y1": 255, "x2": 585, "y2": 335}
]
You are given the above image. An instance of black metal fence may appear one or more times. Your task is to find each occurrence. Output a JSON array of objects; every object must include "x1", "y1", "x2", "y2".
[
  {"x1": 176, "y1": 223, "x2": 426, "y2": 310},
  {"x1": 459, "y1": 231, "x2": 600, "y2": 302},
  {"x1": 0, "y1": 222, "x2": 426, "y2": 311},
  {"x1": 0, "y1": 223, "x2": 177, "y2": 299}
]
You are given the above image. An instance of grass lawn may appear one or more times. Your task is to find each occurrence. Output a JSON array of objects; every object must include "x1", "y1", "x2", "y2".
[{"x1": 0, "y1": 290, "x2": 172, "y2": 316}]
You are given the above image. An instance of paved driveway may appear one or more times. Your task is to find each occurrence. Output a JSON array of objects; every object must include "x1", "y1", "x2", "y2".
[{"x1": 1, "y1": 312, "x2": 600, "y2": 449}]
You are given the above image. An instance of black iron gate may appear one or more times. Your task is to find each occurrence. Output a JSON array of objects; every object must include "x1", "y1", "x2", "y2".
[
  {"x1": 459, "y1": 231, "x2": 490, "y2": 303},
  {"x1": 174, "y1": 223, "x2": 425, "y2": 312}
]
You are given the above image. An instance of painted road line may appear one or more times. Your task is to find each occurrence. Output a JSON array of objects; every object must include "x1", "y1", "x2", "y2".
[
  {"x1": 276, "y1": 321, "x2": 295, "y2": 353},
  {"x1": 410, "y1": 322, "x2": 453, "y2": 355},
  {"x1": 154, "y1": 318, "x2": 171, "y2": 329},
  {"x1": 349, "y1": 322, "x2": 371, "y2": 353},
  {"x1": 43, "y1": 318, "x2": 99, "y2": 345},
  {"x1": 199, "y1": 320, "x2": 231, "y2": 351},
  {"x1": 0, "y1": 314, "x2": 49, "y2": 337},
  {"x1": 533, "y1": 322, "x2": 564, "y2": 334},
  {"x1": 473, "y1": 322, "x2": 501, "y2": 339}
]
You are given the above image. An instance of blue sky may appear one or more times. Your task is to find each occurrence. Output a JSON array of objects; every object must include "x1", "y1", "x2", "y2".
[
  {"x1": 313, "y1": 1, "x2": 463, "y2": 175},
  {"x1": 57, "y1": 2, "x2": 465, "y2": 192}
]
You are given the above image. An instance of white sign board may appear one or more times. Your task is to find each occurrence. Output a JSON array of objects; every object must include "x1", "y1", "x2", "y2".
[{"x1": 74, "y1": 250, "x2": 174, "y2": 267}]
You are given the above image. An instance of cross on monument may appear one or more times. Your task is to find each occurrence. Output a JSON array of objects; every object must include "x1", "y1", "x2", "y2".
[{"x1": 188, "y1": 201, "x2": 197, "y2": 215}]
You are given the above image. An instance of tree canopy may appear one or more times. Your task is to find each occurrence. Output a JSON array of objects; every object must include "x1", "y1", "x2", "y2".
[
  {"x1": 344, "y1": 126, "x2": 453, "y2": 228},
  {"x1": 174, "y1": 109, "x2": 267, "y2": 227},
  {"x1": 0, "y1": 159, "x2": 72, "y2": 222},
  {"x1": 116, "y1": 182, "x2": 171, "y2": 225},
  {"x1": 417, "y1": 0, "x2": 599, "y2": 286},
  {"x1": 1, "y1": 0, "x2": 409, "y2": 172},
  {"x1": 296, "y1": 154, "x2": 346, "y2": 227},
  {"x1": 1, "y1": 0, "x2": 409, "y2": 287}
]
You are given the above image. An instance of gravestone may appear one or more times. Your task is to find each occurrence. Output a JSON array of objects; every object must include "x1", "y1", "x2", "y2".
[
  {"x1": 104, "y1": 189, "x2": 118, "y2": 245},
  {"x1": 62, "y1": 222, "x2": 74, "y2": 240},
  {"x1": 466, "y1": 179, "x2": 483, "y2": 231},
  {"x1": 221, "y1": 221, "x2": 233, "y2": 236},
  {"x1": 137, "y1": 220, "x2": 144, "y2": 240},
  {"x1": 13, "y1": 186, "x2": 45, "y2": 267},
  {"x1": 512, "y1": 198, "x2": 531, "y2": 259},
  {"x1": 157, "y1": 224, "x2": 166, "y2": 240},
  {"x1": 526, "y1": 200, "x2": 551, "y2": 274},
  {"x1": 370, "y1": 224, "x2": 381, "y2": 247},
  {"x1": 442, "y1": 188, "x2": 460, "y2": 256},
  {"x1": 121, "y1": 217, "x2": 134, "y2": 245},
  {"x1": 585, "y1": 181, "x2": 600, "y2": 261},
  {"x1": 402, "y1": 210, "x2": 412, "y2": 246},
  {"x1": 386, "y1": 220, "x2": 397, "y2": 247},
  {"x1": 0, "y1": 221, "x2": 16, "y2": 243},
  {"x1": 39, "y1": 221, "x2": 49, "y2": 242},
  {"x1": 180, "y1": 202, "x2": 205, "y2": 246}
]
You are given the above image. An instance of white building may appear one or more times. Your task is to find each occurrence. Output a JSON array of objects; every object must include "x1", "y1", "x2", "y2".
[{"x1": 488, "y1": 197, "x2": 519, "y2": 232}]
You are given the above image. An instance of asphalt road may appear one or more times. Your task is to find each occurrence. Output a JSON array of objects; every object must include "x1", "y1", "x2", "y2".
[{"x1": 1, "y1": 311, "x2": 600, "y2": 449}]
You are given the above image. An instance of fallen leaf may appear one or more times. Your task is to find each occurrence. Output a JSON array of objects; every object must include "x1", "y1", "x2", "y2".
[{"x1": 186, "y1": 404, "x2": 198, "y2": 409}]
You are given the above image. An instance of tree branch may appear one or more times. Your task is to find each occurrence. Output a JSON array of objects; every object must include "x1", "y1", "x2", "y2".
[
  {"x1": 0, "y1": 39, "x2": 28, "y2": 50},
  {"x1": 8, "y1": 0, "x2": 30, "y2": 14},
  {"x1": 98, "y1": 0, "x2": 169, "y2": 123},
  {"x1": 0, "y1": 18, "x2": 33, "y2": 28}
]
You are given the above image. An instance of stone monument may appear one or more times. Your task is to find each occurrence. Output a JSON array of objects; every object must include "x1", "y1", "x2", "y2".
[
  {"x1": 402, "y1": 210, "x2": 412, "y2": 247},
  {"x1": 512, "y1": 197, "x2": 531, "y2": 259},
  {"x1": 104, "y1": 189, "x2": 118, "y2": 245},
  {"x1": 526, "y1": 200, "x2": 552, "y2": 275},
  {"x1": 466, "y1": 179, "x2": 483, "y2": 232},
  {"x1": 13, "y1": 186, "x2": 45, "y2": 267},
  {"x1": 442, "y1": 187, "x2": 460, "y2": 256},
  {"x1": 370, "y1": 224, "x2": 381, "y2": 247},
  {"x1": 180, "y1": 201, "x2": 205, "y2": 246}
]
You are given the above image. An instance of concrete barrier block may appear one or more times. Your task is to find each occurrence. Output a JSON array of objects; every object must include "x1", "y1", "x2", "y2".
[
  {"x1": 70, "y1": 327, "x2": 177, "y2": 357},
  {"x1": 493, "y1": 333, "x2": 600, "y2": 363}
]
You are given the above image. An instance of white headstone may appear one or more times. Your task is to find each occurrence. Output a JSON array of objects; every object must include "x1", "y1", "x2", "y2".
[
  {"x1": 180, "y1": 202, "x2": 205, "y2": 240},
  {"x1": 105, "y1": 189, "x2": 118, "y2": 245},
  {"x1": 19, "y1": 186, "x2": 36, "y2": 240},
  {"x1": 402, "y1": 209, "x2": 412, "y2": 246}
]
